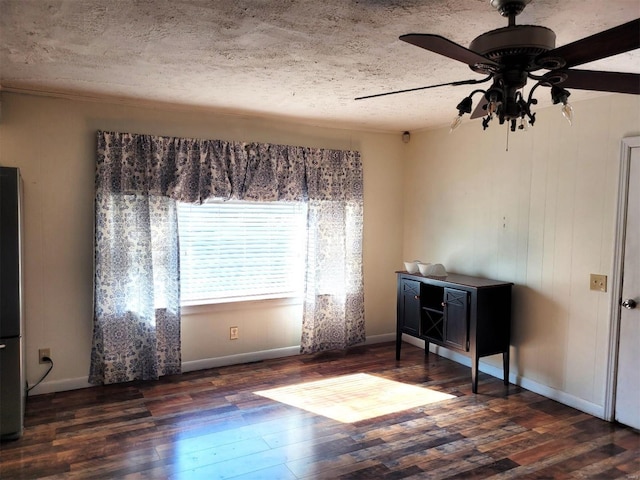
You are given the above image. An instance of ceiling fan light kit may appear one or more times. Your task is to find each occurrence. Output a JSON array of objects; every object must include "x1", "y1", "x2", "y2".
[{"x1": 359, "y1": 0, "x2": 639, "y2": 134}]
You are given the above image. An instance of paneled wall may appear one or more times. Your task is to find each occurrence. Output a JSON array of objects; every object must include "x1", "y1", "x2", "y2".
[{"x1": 404, "y1": 94, "x2": 640, "y2": 414}]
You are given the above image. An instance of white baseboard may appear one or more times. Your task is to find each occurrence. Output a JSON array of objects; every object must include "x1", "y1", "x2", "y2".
[
  {"x1": 365, "y1": 333, "x2": 396, "y2": 344},
  {"x1": 29, "y1": 334, "x2": 397, "y2": 395},
  {"x1": 30, "y1": 333, "x2": 605, "y2": 420},
  {"x1": 516, "y1": 376, "x2": 605, "y2": 419},
  {"x1": 28, "y1": 377, "x2": 93, "y2": 396},
  {"x1": 182, "y1": 346, "x2": 301, "y2": 372},
  {"x1": 402, "y1": 335, "x2": 425, "y2": 349},
  {"x1": 400, "y1": 336, "x2": 605, "y2": 420},
  {"x1": 183, "y1": 334, "x2": 396, "y2": 372}
]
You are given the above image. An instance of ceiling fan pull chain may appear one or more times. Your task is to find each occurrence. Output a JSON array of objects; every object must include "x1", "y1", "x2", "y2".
[{"x1": 505, "y1": 126, "x2": 510, "y2": 152}]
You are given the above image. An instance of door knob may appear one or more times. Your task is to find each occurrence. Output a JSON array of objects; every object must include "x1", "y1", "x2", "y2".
[{"x1": 621, "y1": 299, "x2": 637, "y2": 310}]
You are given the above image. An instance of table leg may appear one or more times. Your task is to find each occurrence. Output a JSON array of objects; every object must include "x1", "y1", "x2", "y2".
[
  {"x1": 472, "y1": 354, "x2": 479, "y2": 394},
  {"x1": 503, "y1": 349, "x2": 510, "y2": 386}
]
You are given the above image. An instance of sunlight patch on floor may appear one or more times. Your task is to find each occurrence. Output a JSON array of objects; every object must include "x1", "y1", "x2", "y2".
[{"x1": 254, "y1": 373, "x2": 455, "y2": 423}]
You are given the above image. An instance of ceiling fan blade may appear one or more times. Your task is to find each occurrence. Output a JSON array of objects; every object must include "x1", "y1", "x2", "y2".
[
  {"x1": 536, "y1": 19, "x2": 640, "y2": 69},
  {"x1": 399, "y1": 34, "x2": 498, "y2": 68},
  {"x1": 550, "y1": 69, "x2": 640, "y2": 95},
  {"x1": 355, "y1": 76, "x2": 492, "y2": 100}
]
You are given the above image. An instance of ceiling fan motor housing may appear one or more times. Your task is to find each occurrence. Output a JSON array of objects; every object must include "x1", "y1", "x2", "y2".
[
  {"x1": 470, "y1": 22, "x2": 557, "y2": 123},
  {"x1": 469, "y1": 25, "x2": 557, "y2": 74}
]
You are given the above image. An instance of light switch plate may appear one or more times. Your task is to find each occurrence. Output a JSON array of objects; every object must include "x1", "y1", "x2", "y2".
[
  {"x1": 590, "y1": 274, "x2": 607, "y2": 292},
  {"x1": 230, "y1": 326, "x2": 239, "y2": 340}
]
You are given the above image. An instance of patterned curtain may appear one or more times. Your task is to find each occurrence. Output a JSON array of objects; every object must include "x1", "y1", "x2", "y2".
[
  {"x1": 301, "y1": 149, "x2": 365, "y2": 353},
  {"x1": 90, "y1": 131, "x2": 364, "y2": 384},
  {"x1": 89, "y1": 193, "x2": 181, "y2": 384}
]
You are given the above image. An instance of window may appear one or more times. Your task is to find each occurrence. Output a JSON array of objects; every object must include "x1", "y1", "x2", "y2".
[{"x1": 177, "y1": 201, "x2": 307, "y2": 305}]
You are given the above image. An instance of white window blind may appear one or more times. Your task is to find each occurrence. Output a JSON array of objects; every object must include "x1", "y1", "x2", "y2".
[{"x1": 177, "y1": 201, "x2": 307, "y2": 304}]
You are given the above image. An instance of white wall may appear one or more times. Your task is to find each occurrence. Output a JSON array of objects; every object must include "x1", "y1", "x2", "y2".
[
  {"x1": 0, "y1": 92, "x2": 405, "y2": 393},
  {"x1": 404, "y1": 93, "x2": 640, "y2": 416}
]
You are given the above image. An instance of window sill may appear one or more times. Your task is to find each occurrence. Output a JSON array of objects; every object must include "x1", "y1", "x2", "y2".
[{"x1": 181, "y1": 295, "x2": 303, "y2": 315}]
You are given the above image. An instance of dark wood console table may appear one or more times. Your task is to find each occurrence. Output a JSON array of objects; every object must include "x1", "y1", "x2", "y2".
[{"x1": 396, "y1": 272, "x2": 512, "y2": 393}]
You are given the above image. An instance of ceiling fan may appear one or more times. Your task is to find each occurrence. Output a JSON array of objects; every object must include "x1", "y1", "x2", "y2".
[{"x1": 356, "y1": 0, "x2": 640, "y2": 132}]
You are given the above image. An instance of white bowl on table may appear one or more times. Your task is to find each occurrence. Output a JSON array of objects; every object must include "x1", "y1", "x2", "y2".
[
  {"x1": 417, "y1": 262, "x2": 432, "y2": 276},
  {"x1": 403, "y1": 261, "x2": 420, "y2": 274},
  {"x1": 419, "y1": 263, "x2": 447, "y2": 277}
]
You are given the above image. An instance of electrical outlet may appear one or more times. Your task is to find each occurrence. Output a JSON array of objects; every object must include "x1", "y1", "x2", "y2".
[
  {"x1": 39, "y1": 348, "x2": 51, "y2": 364},
  {"x1": 590, "y1": 274, "x2": 607, "y2": 292},
  {"x1": 229, "y1": 326, "x2": 239, "y2": 340}
]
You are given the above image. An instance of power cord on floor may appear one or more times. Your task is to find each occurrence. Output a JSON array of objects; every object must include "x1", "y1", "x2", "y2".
[{"x1": 27, "y1": 356, "x2": 53, "y2": 395}]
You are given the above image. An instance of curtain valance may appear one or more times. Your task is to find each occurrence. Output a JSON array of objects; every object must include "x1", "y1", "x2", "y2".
[{"x1": 96, "y1": 131, "x2": 362, "y2": 203}]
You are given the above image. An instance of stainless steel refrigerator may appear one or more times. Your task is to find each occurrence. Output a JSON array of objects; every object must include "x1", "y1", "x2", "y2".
[{"x1": 0, "y1": 166, "x2": 25, "y2": 440}]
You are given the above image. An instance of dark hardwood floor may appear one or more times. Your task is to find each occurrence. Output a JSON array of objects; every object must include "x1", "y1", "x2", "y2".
[{"x1": 1, "y1": 342, "x2": 638, "y2": 479}]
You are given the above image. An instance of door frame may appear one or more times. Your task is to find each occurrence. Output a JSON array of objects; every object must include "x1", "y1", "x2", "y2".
[{"x1": 604, "y1": 135, "x2": 640, "y2": 422}]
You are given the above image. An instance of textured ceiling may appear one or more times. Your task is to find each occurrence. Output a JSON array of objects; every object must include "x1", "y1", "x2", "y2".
[{"x1": 1, "y1": 0, "x2": 639, "y2": 132}]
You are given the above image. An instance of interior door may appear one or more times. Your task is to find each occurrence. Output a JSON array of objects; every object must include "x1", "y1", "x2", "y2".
[{"x1": 615, "y1": 140, "x2": 640, "y2": 429}]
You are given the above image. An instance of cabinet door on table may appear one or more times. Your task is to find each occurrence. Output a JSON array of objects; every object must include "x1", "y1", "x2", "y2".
[
  {"x1": 400, "y1": 279, "x2": 421, "y2": 336},
  {"x1": 443, "y1": 287, "x2": 469, "y2": 351}
]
